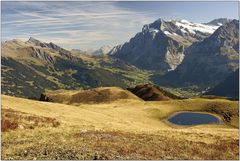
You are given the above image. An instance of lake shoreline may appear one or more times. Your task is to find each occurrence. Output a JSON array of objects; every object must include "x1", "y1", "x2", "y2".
[{"x1": 163, "y1": 111, "x2": 224, "y2": 128}]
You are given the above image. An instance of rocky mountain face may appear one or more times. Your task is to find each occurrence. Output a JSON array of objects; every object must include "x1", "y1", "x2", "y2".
[
  {"x1": 27, "y1": 37, "x2": 74, "y2": 60},
  {"x1": 153, "y1": 19, "x2": 239, "y2": 88},
  {"x1": 204, "y1": 69, "x2": 239, "y2": 99},
  {"x1": 110, "y1": 18, "x2": 221, "y2": 71},
  {"x1": 1, "y1": 38, "x2": 150, "y2": 98}
]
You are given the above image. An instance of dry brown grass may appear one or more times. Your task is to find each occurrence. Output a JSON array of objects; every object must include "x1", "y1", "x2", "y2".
[
  {"x1": 2, "y1": 127, "x2": 239, "y2": 160},
  {"x1": 1, "y1": 95, "x2": 239, "y2": 160},
  {"x1": 200, "y1": 95, "x2": 229, "y2": 99}
]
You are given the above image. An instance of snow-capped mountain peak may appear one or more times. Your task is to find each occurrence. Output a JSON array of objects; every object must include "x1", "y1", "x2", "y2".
[
  {"x1": 174, "y1": 19, "x2": 220, "y2": 34},
  {"x1": 143, "y1": 18, "x2": 222, "y2": 39},
  {"x1": 92, "y1": 45, "x2": 113, "y2": 55}
]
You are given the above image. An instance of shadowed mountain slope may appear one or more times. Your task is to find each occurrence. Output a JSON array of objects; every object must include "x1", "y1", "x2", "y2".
[
  {"x1": 127, "y1": 84, "x2": 182, "y2": 101},
  {"x1": 204, "y1": 69, "x2": 239, "y2": 99}
]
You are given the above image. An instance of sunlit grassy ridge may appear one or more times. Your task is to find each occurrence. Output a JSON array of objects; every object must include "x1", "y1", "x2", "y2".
[
  {"x1": 41, "y1": 87, "x2": 141, "y2": 104},
  {"x1": 1, "y1": 95, "x2": 239, "y2": 159}
]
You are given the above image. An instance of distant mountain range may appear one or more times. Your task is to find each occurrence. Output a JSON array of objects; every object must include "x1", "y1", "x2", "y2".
[
  {"x1": 1, "y1": 18, "x2": 239, "y2": 99},
  {"x1": 91, "y1": 45, "x2": 113, "y2": 55},
  {"x1": 72, "y1": 45, "x2": 113, "y2": 56}
]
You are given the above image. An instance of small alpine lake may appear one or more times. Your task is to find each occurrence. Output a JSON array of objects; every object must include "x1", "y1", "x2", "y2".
[{"x1": 167, "y1": 112, "x2": 223, "y2": 126}]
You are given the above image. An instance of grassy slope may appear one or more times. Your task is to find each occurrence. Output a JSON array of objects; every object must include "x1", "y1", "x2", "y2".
[{"x1": 1, "y1": 95, "x2": 239, "y2": 160}]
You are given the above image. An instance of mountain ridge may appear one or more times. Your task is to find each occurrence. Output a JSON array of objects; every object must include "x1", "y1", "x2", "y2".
[{"x1": 109, "y1": 18, "x2": 222, "y2": 71}]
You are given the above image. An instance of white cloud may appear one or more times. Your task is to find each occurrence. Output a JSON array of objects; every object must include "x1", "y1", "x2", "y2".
[{"x1": 2, "y1": 1, "x2": 158, "y2": 49}]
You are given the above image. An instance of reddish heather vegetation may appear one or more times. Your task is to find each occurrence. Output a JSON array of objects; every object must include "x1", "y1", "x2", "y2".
[{"x1": 1, "y1": 108, "x2": 60, "y2": 132}]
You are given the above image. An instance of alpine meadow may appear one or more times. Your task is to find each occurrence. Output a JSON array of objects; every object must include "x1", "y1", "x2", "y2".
[{"x1": 1, "y1": 1, "x2": 239, "y2": 160}]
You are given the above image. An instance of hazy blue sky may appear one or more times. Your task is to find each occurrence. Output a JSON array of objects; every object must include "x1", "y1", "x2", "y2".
[{"x1": 2, "y1": 1, "x2": 238, "y2": 49}]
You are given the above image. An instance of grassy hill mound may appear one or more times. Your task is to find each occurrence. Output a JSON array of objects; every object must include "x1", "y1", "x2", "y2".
[
  {"x1": 40, "y1": 87, "x2": 142, "y2": 104},
  {"x1": 127, "y1": 84, "x2": 182, "y2": 101}
]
